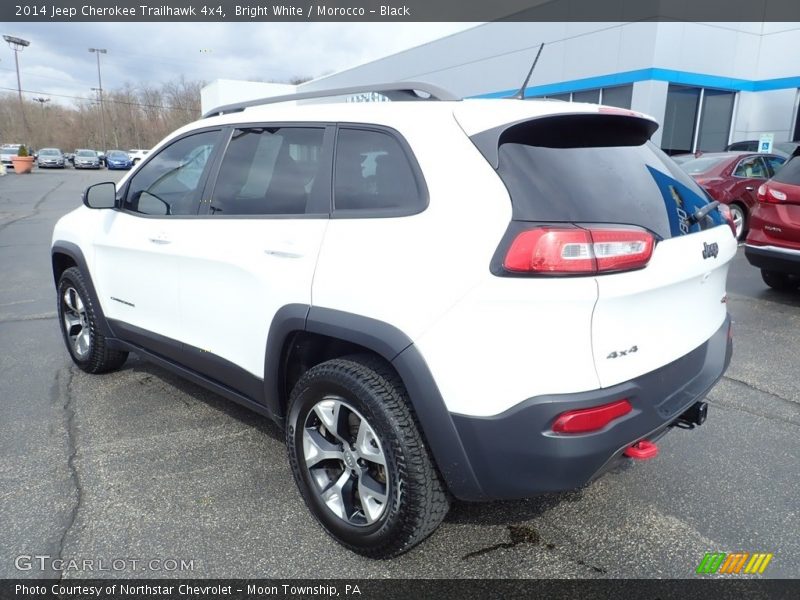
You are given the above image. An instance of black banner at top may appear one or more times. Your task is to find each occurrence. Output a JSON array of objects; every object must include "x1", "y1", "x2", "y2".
[{"x1": 4, "y1": 0, "x2": 800, "y2": 22}]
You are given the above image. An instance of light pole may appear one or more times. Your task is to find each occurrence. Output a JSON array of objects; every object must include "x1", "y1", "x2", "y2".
[
  {"x1": 3, "y1": 35, "x2": 30, "y2": 139},
  {"x1": 89, "y1": 47, "x2": 107, "y2": 151},
  {"x1": 33, "y1": 97, "x2": 49, "y2": 147},
  {"x1": 33, "y1": 96, "x2": 50, "y2": 114}
]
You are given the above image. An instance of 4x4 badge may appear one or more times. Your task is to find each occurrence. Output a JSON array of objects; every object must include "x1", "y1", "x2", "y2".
[{"x1": 702, "y1": 242, "x2": 719, "y2": 259}]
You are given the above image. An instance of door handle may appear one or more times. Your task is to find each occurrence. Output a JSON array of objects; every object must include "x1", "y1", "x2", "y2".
[
  {"x1": 148, "y1": 234, "x2": 171, "y2": 245},
  {"x1": 745, "y1": 186, "x2": 755, "y2": 191},
  {"x1": 264, "y1": 248, "x2": 303, "y2": 259}
]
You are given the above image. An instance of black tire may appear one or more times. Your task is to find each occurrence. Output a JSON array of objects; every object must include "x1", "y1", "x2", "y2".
[
  {"x1": 57, "y1": 266, "x2": 128, "y2": 373},
  {"x1": 761, "y1": 269, "x2": 800, "y2": 291},
  {"x1": 286, "y1": 354, "x2": 449, "y2": 558}
]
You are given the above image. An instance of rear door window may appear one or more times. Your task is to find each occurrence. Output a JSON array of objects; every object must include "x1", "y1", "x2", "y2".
[
  {"x1": 764, "y1": 155, "x2": 786, "y2": 177},
  {"x1": 488, "y1": 115, "x2": 724, "y2": 239}
]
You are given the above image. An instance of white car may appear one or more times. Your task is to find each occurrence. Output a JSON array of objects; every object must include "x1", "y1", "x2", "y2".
[
  {"x1": 127, "y1": 148, "x2": 150, "y2": 164},
  {"x1": 51, "y1": 83, "x2": 736, "y2": 557}
]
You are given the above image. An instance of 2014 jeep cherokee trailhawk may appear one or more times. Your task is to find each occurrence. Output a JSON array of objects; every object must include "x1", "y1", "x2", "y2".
[{"x1": 51, "y1": 83, "x2": 736, "y2": 557}]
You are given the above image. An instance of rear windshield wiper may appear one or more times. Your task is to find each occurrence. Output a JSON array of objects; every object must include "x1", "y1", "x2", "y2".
[{"x1": 689, "y1": 200, "x2": 720, "y2": 225}]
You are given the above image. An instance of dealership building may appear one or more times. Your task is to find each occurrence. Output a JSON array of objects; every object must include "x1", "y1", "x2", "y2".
[{"x1": 203, "y1": 22, "x2": 800, "y2": 155}]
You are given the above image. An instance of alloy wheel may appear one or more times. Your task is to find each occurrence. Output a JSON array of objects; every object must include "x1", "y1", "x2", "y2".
[
  {"x1": 302, "y1": 396, "x2": 389, "y2": 526},
  {"x1": 61, "y1": 286, "x2": 91, "y2": 359}
]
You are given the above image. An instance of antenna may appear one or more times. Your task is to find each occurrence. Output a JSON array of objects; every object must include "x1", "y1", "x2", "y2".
[{"x1": 512, "y1": 43, "x2": 545, "y2": 100}]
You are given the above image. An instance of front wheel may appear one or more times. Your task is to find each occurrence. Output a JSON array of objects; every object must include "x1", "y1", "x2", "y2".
[
  {"x1": 57, "y1": 267, "x2": 128, "y2": 373},
  {"x1": 761, "y1": 269, "x2": 800, "y2": 291},
  {"x1": 286, "y1": 355, "x2": 449, "y2": 558}
]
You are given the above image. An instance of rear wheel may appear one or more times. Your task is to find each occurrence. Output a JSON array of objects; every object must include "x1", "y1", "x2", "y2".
[
  {"x1": 729, "y1": 203, "x2": 746, "y2": 241},
  {"x1": 761, "y1": 269, "x2": 800, "y2": 291},
  {"x1": 57, "y1": 267, "x2": 128, "y2": 373},
  {"x1": 286, "y1": 355, "x2": 449, "y2": 558}
]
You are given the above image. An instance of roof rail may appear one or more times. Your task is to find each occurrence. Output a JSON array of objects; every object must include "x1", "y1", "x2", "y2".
[{"x1": 202, "y1": 82, "x2": 460, "y2": 118}]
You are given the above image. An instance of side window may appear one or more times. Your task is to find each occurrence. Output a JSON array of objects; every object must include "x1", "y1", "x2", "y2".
[
  {"x1": 764, "y1": 155, "x2": 786, "y2": 177},
  {"x1": 210, "y1": 127, "x2": 324, "y2": 216},
  {"x1": 334, "y1": 128, "x2": 424, "y2": 214},
  {"x1": 733, "y1": 156, "x2": 767, "y2": 179},
  {"x1": 124, "y1": 130, "x2": 218, "y2": 216}
]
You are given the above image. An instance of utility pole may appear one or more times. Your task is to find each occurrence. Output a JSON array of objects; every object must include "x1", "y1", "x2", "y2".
[{"x1": 89, "y1": 47, "x2": 107, "y2": 151}]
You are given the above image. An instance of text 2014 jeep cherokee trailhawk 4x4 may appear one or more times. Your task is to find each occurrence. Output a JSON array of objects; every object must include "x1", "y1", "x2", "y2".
[{"x1": 51, "y1": 84, "x2": 735, "y2": 557}]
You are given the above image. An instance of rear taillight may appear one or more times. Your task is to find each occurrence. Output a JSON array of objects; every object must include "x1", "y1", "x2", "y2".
[
  {"x1": 552, "y1": 399, "x2": 633, "y2": 434},
  {"x1": 503, "y1": 227, "x2": 655, "y2": 275},
  {"x1": 757, "y1": 184, "x2": 786, "y2": 203}
]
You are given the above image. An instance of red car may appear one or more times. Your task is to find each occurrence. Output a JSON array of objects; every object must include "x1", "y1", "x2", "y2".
[
  {"x1": 745, "y1": 156, "x2": 800, "y2": 290},
  {"x1": 680, "y1": 152, "x2": 786, "y2": 240}
]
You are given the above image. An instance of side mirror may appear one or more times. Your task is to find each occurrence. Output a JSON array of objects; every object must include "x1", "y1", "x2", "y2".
[{"x1": 83, "y1": 182, "x2": 116, "y2": 209}]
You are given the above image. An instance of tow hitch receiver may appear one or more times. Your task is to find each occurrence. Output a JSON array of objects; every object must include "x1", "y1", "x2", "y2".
[
  {"x1": 624, "y1": 440, "x2": 659, "y2": 460},
  {"x1": 677, "y1": 401, "x2": 708, "y2": 428}
]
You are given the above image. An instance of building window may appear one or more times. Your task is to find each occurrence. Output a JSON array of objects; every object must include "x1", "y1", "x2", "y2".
[
  {"x1": 541, "y1": 85, "x2": 632, "y2": 109},
  {"x1": 697, "y1": 89, "x2": 736, "y2": 153},
  {"x1": 601, "y1": 85, "x2": 633, "y2": 109},
  {"x1": 572, "y1": 89, "x2": 600, "y2": 104},
  {"x1": 662, "y1": 85, "x2": 701, "y2": 155},
  {"x1": 793, "y1": 91, "x2": 800, "y2": 141},
  {"x1": 662, "y1": 85, "x2": 735, "y2": 155}
]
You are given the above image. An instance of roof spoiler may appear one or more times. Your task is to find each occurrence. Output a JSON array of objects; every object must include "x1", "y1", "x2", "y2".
[
  {"x1": 470, "y1": 112, "x2": 659, "y2": 169},
  {"x1": 202, "y1": 82, "x2": 460, "y2": 118}
]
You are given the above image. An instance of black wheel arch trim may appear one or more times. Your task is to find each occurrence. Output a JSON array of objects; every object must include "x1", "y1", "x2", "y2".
[
  {"x1": 263, "y1": 304, "x2": 486, "y2": 500},
  {"x1": 51, "y1": 241, "x2": 114, "y2": 338}
]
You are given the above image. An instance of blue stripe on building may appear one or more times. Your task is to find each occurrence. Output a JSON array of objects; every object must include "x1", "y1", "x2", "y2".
[{"x1": 472, "y1": 68, "x2": 800, "y2": 99}]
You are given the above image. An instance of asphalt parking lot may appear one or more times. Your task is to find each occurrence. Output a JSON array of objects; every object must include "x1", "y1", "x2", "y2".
[{"x1": 0, "y1": 168, "x2": 798, "y2": 579}]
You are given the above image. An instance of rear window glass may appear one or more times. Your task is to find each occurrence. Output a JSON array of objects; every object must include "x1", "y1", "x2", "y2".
[
  {"x1": 771, "y1": 156, "x2": 800, "y2": 185},
  {"x1": 681, "y1": 156, "x2": 727, "y2": 174},
  {"x1": 490, "y1": 116, "x2": 723, "y2": 239}
]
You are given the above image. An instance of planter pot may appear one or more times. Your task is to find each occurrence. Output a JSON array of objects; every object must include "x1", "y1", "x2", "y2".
[{"x1": 11, "y1": 156, "x2": 34, "y2": 174}]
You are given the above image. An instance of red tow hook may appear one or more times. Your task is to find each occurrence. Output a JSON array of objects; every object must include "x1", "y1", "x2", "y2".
[{"x1": 624, "y1": 440, "x2": 658, "y2": 460}]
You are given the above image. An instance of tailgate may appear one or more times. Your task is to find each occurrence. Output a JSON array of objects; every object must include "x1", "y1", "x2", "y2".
[{"x1": 591, "y1": 225, "x2": 736, "y2": 387}]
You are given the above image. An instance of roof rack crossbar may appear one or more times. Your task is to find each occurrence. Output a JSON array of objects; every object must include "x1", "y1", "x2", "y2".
[{"x1": 202, "y1": 82, "x2": 459, "y2": 118}]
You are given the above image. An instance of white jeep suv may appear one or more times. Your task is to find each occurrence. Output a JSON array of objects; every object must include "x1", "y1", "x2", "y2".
[{"x1": 51, "y1": 83, "x2": 736, "y2": 557}]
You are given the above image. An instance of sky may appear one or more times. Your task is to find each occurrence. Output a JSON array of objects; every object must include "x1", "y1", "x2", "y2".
[{"x1": 0, "y1": 23, "x2": 477, "y2": 106}]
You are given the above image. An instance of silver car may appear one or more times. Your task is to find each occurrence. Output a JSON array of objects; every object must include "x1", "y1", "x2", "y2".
[
  {"x1": 37, "y1": 148, "x2": 66, "y2": 169},
  {"x1": 73, "y1": 149, "x2": 101, "y2": 169}
]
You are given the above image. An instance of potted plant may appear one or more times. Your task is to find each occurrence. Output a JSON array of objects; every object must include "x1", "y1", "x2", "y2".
[{"x1": 11, "y1": 145, "x2": 34, "y2": 174}]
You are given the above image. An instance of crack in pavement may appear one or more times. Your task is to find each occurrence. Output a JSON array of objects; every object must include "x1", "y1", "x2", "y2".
[
  {"x1": 708, "y1": 376, "x2": 800, "y2": 428},
  {"x1": 53, "y1": 366, "x2": 81, "y2": 583},
  {"x1": 462, "y1": 524, "x2": 607, "y2": 574},
  {"x1": 0, "y1": 179, "x2": 67, "y2": 235},
  {"x1": 721, "y1": 375, "x2": 798, "y2": 407}
]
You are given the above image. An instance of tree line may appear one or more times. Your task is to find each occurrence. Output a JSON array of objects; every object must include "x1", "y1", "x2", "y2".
[{"x1": 0, "y1": 77, "x2": 204, "y2": 152}]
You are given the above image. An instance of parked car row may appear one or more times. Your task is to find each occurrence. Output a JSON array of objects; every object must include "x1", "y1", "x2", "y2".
[
  {"x1": 0, "y1": 147, "x2": 143, "y2": 170},
  {"x1": 677, "y1": 146, "x2": 800, "y2": 291}
]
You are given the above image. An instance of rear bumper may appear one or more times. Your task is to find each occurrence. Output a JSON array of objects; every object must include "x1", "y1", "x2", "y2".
[
  {"x1": 744, "y1": 244, "x2": 800, "y2": 275},
  {"x1": 448, "y1": 315, "x2": 732, "y2": 500}
]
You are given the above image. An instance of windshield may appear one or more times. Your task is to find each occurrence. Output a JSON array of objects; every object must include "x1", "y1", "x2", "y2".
[
  {"x1": 77, "y1": 150, "x2": 97, "y2": 157},
  {"x1": 108, "y1": 151, "x2": 127, "y2": 158},
  {"x1": 680, "y1": 156, "x2": 728, "y2": 174},
  {"x1": 40, "y1": 149, "x2": 59, "y2": 155}
]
